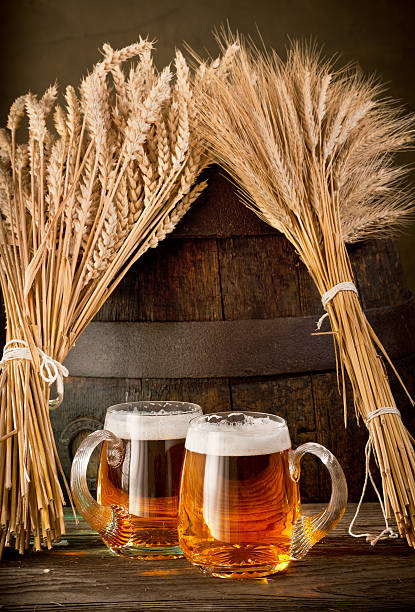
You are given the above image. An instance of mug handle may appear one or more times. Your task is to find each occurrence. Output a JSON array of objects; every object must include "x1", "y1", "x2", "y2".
[
  {"x1": 70, "y1": 429, "x2": 133, "y2": 549},
  {"x1": 289, "y1": 442, "x2": 348, "y2": 560}
]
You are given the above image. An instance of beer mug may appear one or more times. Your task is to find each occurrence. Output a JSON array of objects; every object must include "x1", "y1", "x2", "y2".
[
  {"x1": 178, "y1": 411, "x2": 347, "y2": 578},
  {"x1": 71, "y1": 401, "x2": 202, "y2": 559}
]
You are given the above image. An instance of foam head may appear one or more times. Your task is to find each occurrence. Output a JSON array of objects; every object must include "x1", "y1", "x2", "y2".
[
  {"x1": 104, "y1": 401, "x2": 202, "y2": 440},
  {"x1": 185, "y1": 412, "x2": 291, "y2": 456}
]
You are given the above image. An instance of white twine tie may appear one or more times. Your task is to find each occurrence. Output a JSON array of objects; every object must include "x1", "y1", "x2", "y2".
[
  {"x1": 0, "y1": 339, "x2": 69, "y2": 408},
  {"x1": 316, "y1": 281, "x2": 358, "y2": 330},
  {"x1": 348, "y1": 407, "x2": 401, "y2": 545}
]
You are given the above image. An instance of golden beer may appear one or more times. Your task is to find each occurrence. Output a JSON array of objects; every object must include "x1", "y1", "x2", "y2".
[
  {"x1": 71, "y1": 401, "x2": 202, "y2": 559},
  {"x1": 98, "y1": 437, "x2": 185, "y2": 555},
  {"x1": 178, "y1": 412, "x2": 300, "y2": 578}
]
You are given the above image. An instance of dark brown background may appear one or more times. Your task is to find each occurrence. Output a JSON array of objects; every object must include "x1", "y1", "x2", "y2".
[{"x1": 1, "y1": 0, "x2": 415, "y2": 290}]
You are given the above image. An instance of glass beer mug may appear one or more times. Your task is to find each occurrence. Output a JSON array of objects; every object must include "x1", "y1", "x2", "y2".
[
  {"x1": 71, "y1": 401, "x2": 202, "y2": 559},
  {"x1": 178, "y1": 412, "x2": 347, "y2": 578}
]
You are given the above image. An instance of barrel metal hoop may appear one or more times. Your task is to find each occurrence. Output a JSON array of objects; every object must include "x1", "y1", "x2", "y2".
[{"x1": 64, "y1": 296, "x2": 415, "y2": 379}]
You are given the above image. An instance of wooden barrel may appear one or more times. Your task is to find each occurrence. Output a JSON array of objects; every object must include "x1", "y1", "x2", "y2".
[{"x1": 46, "y1": 166, "x2": 415, "y2": 501}]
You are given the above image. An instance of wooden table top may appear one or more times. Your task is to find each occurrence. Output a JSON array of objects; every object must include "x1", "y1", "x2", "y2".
[{"x1": 1, "y1": 503, "x2": 414, "y2": 611}]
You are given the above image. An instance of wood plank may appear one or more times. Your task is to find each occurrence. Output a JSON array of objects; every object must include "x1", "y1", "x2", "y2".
[
  {"x1": 172, "y1": 166, "x2": 277, "y2": 239},
  {"x1": 95, "y1": 237, "x2": 223, "y2": 322},
  {"x1": 218, "y1": 234, "x2": 301, "y2": 320},
  {"x1": 0, "y1": 604, "x2": 371, "y2": 612},
  {"x1": 350, "y1": 239, "x2": 410, "y2": 309},
  {"x1": 311, "y1": 370, "x2": 370, "y2": 502},
  {"x1": 387, "y1": 352, "x2": 415, "y2": 439},
  {"x1": 1, "y1": 505, "x2": 414, "y2": 611}
]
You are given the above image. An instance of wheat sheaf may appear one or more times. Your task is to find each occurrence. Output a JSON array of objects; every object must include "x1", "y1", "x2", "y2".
[
  {"x1": 0, "y1": 38, "x2": 238, "y2": 555},
  {"x1": 195, "y1": 33, "x2": 415, "y2": 548}
]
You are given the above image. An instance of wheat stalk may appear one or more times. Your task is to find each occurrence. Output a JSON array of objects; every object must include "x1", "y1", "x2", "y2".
[
  {"x1": 195, "y1": 34, "x2": 415, "y2": 547},
  {"x1": 0, "y1": 38, "x2": 236, "y2": 556}
]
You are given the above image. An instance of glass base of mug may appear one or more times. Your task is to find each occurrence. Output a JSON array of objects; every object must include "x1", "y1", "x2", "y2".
[
  {"x1": 195, "y1": 560, "x2": 291, "y2": 579},
  {"x1": 109, "y1": 544, "x2": 183, "y2": 560}
]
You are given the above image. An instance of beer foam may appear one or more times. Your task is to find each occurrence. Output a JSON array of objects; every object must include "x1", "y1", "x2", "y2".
[
  {"x1": 185, "y1": 413, "x2": 291, "y2": 456},
  {"x1": 104, "y1": 401, "x2": 202, "y2": 440}
]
